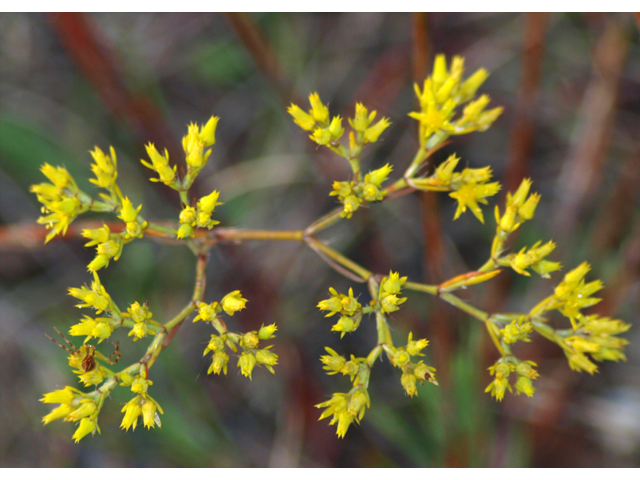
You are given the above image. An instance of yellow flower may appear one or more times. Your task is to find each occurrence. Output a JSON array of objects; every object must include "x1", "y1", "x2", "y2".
[
  {"x1": 450, "y1": 181, "x2": 501, "y2": 223},
  {"x1": 66, "y1": 399, "x2": 97, "y2": 423},
  {"x1": 141, "y1": 397, "x2": 163, "y2": 429},
  {"x1": 406, "y1": 332, "x2": 429, "y2": 356},
  {"x1": 198, "y1": 190, "x2": 222, "y2": 215},
  {"x1": 121, "y1": 397, "x2": 143, "y2": 431},
  {"x1": 320, "y1": 347, "x2": 347, "y2": 375},
  {"x1": 193, "y1": 302, "x2": 218, "y2": 322},
  {"x1": 42, "y1": 404, "x2": 74, "y2": 425},
  {"x1": 118, "y1": 197, "x2": 142, "y2": 224},
  {"x1": 199, "y1": 116, "x2": 219, "y2": 146},
  {"x1": 308, "y1": 92, "x2": 330, "y2": 123},
  {"x1": 141, "y1": 143, "x2": 176, "y2": 185},
  {"x1": 208, "y1": 351, "x2": 230, "y2": 375},
  {"x1": 287, "y1": 103, "x2": 316, "y2": 131},
  {"x1": 72, "y1": 417, "x2": 99, "y2": 443},
  {"x1": 89, "y1": 146, "x2": 118, "y2": 189},
  {"x1": 131, "y1": 376, "x2": 153, "y2": 395},
  {"x1": 258, "y1": 323, "x2": 277, "y2": 340},
  {"x1": 221, "y1": 291, "x2": 248, "y2": 316},
  {"x1": 256, "y1": 347, "x2": 278, "y2": 374},
  {"x1": 350, "y1": 103, "x2": 377, "y2": 132},
  {"x1": 363, "y1": 118, "x2": 391, "y2": 143},
  {"x1": 238, "y1": 352, "x2": 257, "y2": 379}
]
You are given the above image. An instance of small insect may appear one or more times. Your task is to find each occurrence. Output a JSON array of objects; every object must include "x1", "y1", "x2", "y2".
[{"x1": 46, "y1": 327, "x2": 120, "y2": 372}]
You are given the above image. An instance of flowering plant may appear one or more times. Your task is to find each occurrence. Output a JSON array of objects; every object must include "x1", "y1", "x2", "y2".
[{"x1": 36, "y1": 55, "x2": 629, "y2": 441}]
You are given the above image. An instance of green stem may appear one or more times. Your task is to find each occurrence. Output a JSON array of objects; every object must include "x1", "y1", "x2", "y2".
[
  {"x1": 304, "y1": 208, "x2": 344, "y2": 236},
  {"x1": 305, "y1": 236, "x2": 372, "y2": 281},
  {"x1": 164, "y1": 253, "x2": 208, "y2": 331},
  {"x1": 484, "y1": 320, "x2": 505, "y2": 356},
  {"x1": 213, "y1": 228, "x2": 303, "y2": 242},
  {"x1": 404, "y1": 280, "x2": 438, "y2": 295},
  {"x1": 147, "y1": 221, "x2": 178, "y2": 238},
  {"x1": 439, "y1": 292, "x2": 489, "y2": 321},
  {"x1": 405, "y1": 147, "x2": 428, "y2": 178}
]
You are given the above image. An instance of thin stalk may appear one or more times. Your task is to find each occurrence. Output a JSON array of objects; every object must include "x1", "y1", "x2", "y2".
[
  {"x1": 304, "y1": 208, "x2": 344, "y2": 236},
  {"x1": 147, "y1": 221, "x2": 178, "y2": 238},
  {"x1": 213, "y1": 228, "x2": 303, "y2": 242},
  {"x1": 439, "y1": 292, "x2": 489, "y2": 321},
  {"x1": 404, "y1": 280, "x2": 438, "y2": 295},
  {"x1": 485, "y1": 320, "x2": 505, "y2": 356},
  {"x1": 305, "y1": 236, "x2": 372, "y2": 281}
]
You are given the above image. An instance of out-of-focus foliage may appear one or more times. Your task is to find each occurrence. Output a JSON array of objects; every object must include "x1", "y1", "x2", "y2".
[{"x1": 1, "y1": 13, "x2": 640, "y2": 467}]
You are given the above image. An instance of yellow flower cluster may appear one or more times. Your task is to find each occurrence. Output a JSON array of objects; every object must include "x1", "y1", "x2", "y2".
[
  {"x1": 194, "y1": 292, "x2": 278, "y2": 379},
  {"x1": 125, "y1": 301, "x2": 154, "y2": 341},
  {"x1": 141, "y1": 116, "x2": 219, "y2": 190},
  {"x1": 377, "y1": 271, "x2": 407, "y2": 314},
  {"x1": 330, "y1": 164, "x2": 393, "y2": 218},
  {"x1": 499, "y1": 316, "x2": 533, "y2": 345},
  {"x1": 408, "y1": 54, "x2": 502, "y2": 148},
  {"x1": 560, "y1": 314, "x2": 630, "y2": 374},
  {"x1": 317, "y1": 287, "x2": 365, "y2": 336},
  {"x1": 410, "y1": 154, "x2": 501, "y2": 223},
  {"x1": 317, "y1": 348, "x2": 371, "y2": 438},
  {"x1": 30, "y1": 164, "x2": 91, "y2": 242},
  {"x1": 41, "y1": 387, "x2": 101, "y2": 442},
  {"x1": 68, "y1": 271, "x2": 112, "y2": 314},
  {"x1": 119, "y1": 373, "x2": 164, "y2": 431},
  {"x1": 288, "y1": 93, "x2": 390, "y2": 149},
  {"x1": 386, "y1": 333, "x2": 437, "y2": 397},
  {"x1": 289, "y1": 94, "x2": 392, "y2": 219},
  {"x1": 177, "y1": 190, "x2": 221, "y2": 238},
  {"x1": 491, "y1": 179, "x2": 561, "y2": 277},
  {"x1": 485, "y1": 359, "x2": 539, "y2": 401}
]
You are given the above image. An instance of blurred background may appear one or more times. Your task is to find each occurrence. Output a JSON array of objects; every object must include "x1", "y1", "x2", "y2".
[{"x1": 1, "y1": 12, "x2": 639, "y2": 467}]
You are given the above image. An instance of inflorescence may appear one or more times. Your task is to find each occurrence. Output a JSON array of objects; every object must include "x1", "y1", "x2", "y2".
[{"x1": 35, "y1": 54, "x2": 629, "y2": 441}]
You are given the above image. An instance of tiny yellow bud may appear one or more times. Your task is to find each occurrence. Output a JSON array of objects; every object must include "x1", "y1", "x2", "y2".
[
  {"x1": 119, "y1": 197, "x2": 140, "y2": 224},
  {"x1": 328, "y1": 116, "x2": 344, "y2": 139},
  {"x1": 309, "y1": 92, "x2": 329, "y2": 123},
  {"x1": 177, "y1": 223, "x2": 194, "y2": 239},
  {"x1": 363, "y1": 118, "x2": 391, "y2": 143},
  {"x1": 288, "y1": 103, "x2": 316, "y2": 131},
  {"x1": 312, "y1": 127, "x2": 332, "y2": 146},
  {"x1": 198, "y1": 190, "x2": 221, "y2": 215},
  {"x1": 258, "y1": 323, "x2": 277, "y2": 340},
  {"x1": 199, "y1": 116, "x2": 219, "y2": 146}
]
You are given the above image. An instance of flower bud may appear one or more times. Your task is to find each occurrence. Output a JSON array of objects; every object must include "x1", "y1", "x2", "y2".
[
  {"x1": 312, "y1": 128, "x2": 332, "y2": 146},
  {"x1": 198, "y1": 190, "x2": 221, "y2": 215},
  {"x1": 199, "y1": 116, "x2": 219, "y2": 146},
  {"x1": 287, "y1": 104, "x2": 316, "y2": 131},
  {"x1": 177, "y1": 223, "x2": 194, "y2": 239},
  {"x1": 308, "y1": 93, "x2": 329, "y2": 123},
  {"x1": 258, "y1": 323, "x2": 277, "y2": 340},
  {"x1": 179, "y1": 206, "x2": 196, "y2": 225},
  {"x1": 328, "y1": 116, "x2": 344, "y2": 139},
  {"x1": 364, "y1": 118, "x2": 391, "y2": 143}
]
